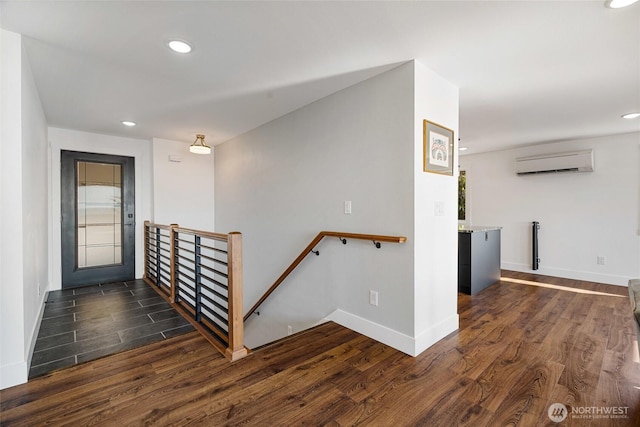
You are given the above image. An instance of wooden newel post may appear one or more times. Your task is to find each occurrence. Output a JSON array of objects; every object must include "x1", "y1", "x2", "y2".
[{"x1": 225, "y1": 231, "x2": 248, "y2": 361}]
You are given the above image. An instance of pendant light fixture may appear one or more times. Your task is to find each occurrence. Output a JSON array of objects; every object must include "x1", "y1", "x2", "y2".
[{"x1": 190, "y1": 134, "x2": 211, "y2": 154}]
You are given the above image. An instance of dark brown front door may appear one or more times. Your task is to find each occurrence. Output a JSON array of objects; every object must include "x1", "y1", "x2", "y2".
[{"x1": 61, "y1": 151, "x2": 135, "y2": 288}]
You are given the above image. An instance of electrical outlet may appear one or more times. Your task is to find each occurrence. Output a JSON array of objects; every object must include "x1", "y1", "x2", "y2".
[
  {"x1": 369, "y1": 290, "x2": 379, "y2": 306},
  {"x1": 597, "y1": 256, "x2": 606, "y2": 265},
  {"x1": 287, "y1": 325, "x2": 293, "y2": 335}
]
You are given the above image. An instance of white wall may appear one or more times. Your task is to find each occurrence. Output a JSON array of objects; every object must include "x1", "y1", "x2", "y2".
[
  {"x1": 412, "y1": 61, "x2": 459, "y2": 354},
  {"x1": 216, "y1": 62, "x2": 415, "y2": 349},
  {"x1": 48, "y1": 128, "x2": 153, "y2": 290},
  {"x1": 216, "y1": 61, "x2": 459, "y2": 355},
  {"x1": 317, "y1": 62, "x2": 417, "y2": 351},
  {"x1": 460, "y1": 132, "x2": 640, "y2": 285},
  {"x1": 152, "y1": 138, "x2": 215, "y2": 230},
  {"x1": 1, "y1": 29, "x2": 27, "y2": 389},
  {"x1": 0, "y1": 29, "x2": 48, "y2": 389},
  {"x1": 20, "y1": 34, "x2": 49, "y2": 376}
]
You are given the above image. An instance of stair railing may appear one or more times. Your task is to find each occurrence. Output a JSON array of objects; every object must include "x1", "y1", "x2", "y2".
[
  {"x1": 244, "y1": 231, "x2": 407, "y2": 321},
  {"x1": 144, "y1": 221, "x2": 247, "y2": 361}
]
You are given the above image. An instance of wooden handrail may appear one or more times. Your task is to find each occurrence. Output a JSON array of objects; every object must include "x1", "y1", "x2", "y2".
[
  {"x1": 243, "y1": 231, "x2": 407, "y2": 321},
  {"x1": 173, "y1": 226, "x2": 230, "y2": 242},
  {"x1": 144, "y1": 221, "x2": 173, "y2": 231}
]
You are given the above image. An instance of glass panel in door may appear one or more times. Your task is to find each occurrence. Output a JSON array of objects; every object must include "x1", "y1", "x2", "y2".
[{"x1": 76, "y1": 161, "x2": 123, "y2": 268}]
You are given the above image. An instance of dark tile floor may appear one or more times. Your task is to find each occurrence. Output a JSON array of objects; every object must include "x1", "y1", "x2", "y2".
[{"x1": 29, "y1": 279, "x2": 195, "y2": 378}]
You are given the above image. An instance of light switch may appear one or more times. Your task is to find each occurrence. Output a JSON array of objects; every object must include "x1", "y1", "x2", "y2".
[{"x1": 344, "y1": 200, "x2": 352, "y2": 214}]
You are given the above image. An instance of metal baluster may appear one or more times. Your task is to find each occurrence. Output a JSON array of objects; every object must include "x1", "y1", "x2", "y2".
[
  {"x1": 144, "y1": 224, "x2": 149, "y2": 280},
  {"x1": 532, "y1": 221, "x2": 540, "y2": 270},
  {"x1": 172, "y1": 228, "x2": 179, "y2": 303},
  {"x1": 195, "y1": 235, "x2": 202, "y2": 323},
  {"x1": 155, "y1": 227, "x2": 161, "y2": 286}
]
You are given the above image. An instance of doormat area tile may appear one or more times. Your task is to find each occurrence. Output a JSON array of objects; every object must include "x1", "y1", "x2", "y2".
[{"x1": 29, "y1": 279, "x2": 195, "y2": 379}]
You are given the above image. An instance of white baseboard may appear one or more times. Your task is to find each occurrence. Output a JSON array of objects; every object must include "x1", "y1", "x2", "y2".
[
  {"x1": 414, "y1": 314, "x2": 460, "y2": 355},
  {"x1": 1, "y1": 290, "x2": 48, "y2": 390},
  {"x1": 502, "y1": 262, "x2": 631, "y2": 286},
  {"x1": 27, "y1": 290, "x2": 49, "y2": 370},
  {"x1": 0, "y1": 361, "x2": 28, "y2": 390},
  {"x1": 326, "y1": 309, "x2": 459, "y2": 357}
]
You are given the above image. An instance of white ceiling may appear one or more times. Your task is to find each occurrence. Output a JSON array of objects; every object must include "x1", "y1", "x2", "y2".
[{"x1": 1, "y1": 1, "x2": 639, "y2": 154}]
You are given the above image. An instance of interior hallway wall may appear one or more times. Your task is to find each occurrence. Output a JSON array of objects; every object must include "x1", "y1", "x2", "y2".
[
  {"x1": 215, "y1": 63, "x2": 416, "y2": 349},
  {"x1": 216, "y1": 61, "x2": 459, "y2": 355},
  {"x1": 0, "y1": 29, "x2": 48, "y2": 389}
]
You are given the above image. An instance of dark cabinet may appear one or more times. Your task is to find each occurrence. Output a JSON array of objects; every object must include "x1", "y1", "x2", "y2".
[{"x1": 458, "y1": 227, "x2": 501, "y2": 295}]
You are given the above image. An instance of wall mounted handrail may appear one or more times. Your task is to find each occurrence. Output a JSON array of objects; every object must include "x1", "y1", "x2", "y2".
[
  {"x1": 243, "y1": 231, "x2": 407, "y2": 322},
  {"x1": 143, "y1": 221, "x2": 247, "y2": 362}
]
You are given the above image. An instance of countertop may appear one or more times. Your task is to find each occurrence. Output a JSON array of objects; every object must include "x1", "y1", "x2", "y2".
[{"x1": 458, "y1": 226, "x2": 502, "y2": 233}]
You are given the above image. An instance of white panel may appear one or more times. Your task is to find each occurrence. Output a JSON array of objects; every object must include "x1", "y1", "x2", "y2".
[
  {"x1": 85, "y1": 246, "x2": 116, "y2": 267},
  {"x1": 515, "y1": 150, "x2": 594, "y2": 175},
  {"x1": 114, "y1": 245, "x2": 122, "y2": 264},
  {"x1": 85, "y1": 225, "x2": 116, "y2": 245},
  {"x1": 77, "y1": 245, "x2": 86, "y2": 267},
  {"x1": 85, "y1": 207, "x2": 117, "y2": 225},
  {"x1": 77, "y1": 226, "x2": 86, "y2": 244}
]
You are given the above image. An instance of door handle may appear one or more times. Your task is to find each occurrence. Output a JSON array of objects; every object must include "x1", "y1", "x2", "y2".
[{"x1": 124, "y1": 213, "x2": 135, "y2": 226}]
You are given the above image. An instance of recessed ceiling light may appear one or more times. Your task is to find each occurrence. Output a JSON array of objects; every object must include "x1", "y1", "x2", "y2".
[
  {"x1": 167, "y1": 40, "x2": 192, "y2": 54},
  {"x1": 604, "y1": 0, "x2": 639, "y2": 8},
  {"x1": 622, "y1": 112, "x2": 640, "y2": 119},
  {"x1": 459, "y1": 147, "x2": 468, "y2": 151},
  {"x1": 121, "y1": 121, "x2": 136, "y2": 127}
]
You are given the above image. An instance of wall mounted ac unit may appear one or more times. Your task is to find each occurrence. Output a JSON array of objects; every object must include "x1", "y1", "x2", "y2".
[{"x1": 515, "y1": 150, "x2": 594, "y2": 175}]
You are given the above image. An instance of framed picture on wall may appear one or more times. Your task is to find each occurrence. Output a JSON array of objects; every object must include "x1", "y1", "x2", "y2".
[{"x1": 423, "y1": 119, "x2": 454, "y2": 175}]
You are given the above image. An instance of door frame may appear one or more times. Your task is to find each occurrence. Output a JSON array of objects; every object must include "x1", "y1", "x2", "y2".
[
  {"x1": 60, "y1": 150, "x2": 135, "y2": 288},
  {"x1": 49, "y1": 128, "x2": 151, "y2": 291}
]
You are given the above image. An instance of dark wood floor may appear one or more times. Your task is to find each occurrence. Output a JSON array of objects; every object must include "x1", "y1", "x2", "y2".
[{"x1": 1, "y1": 271, "x2": 639, "y2": 426}]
